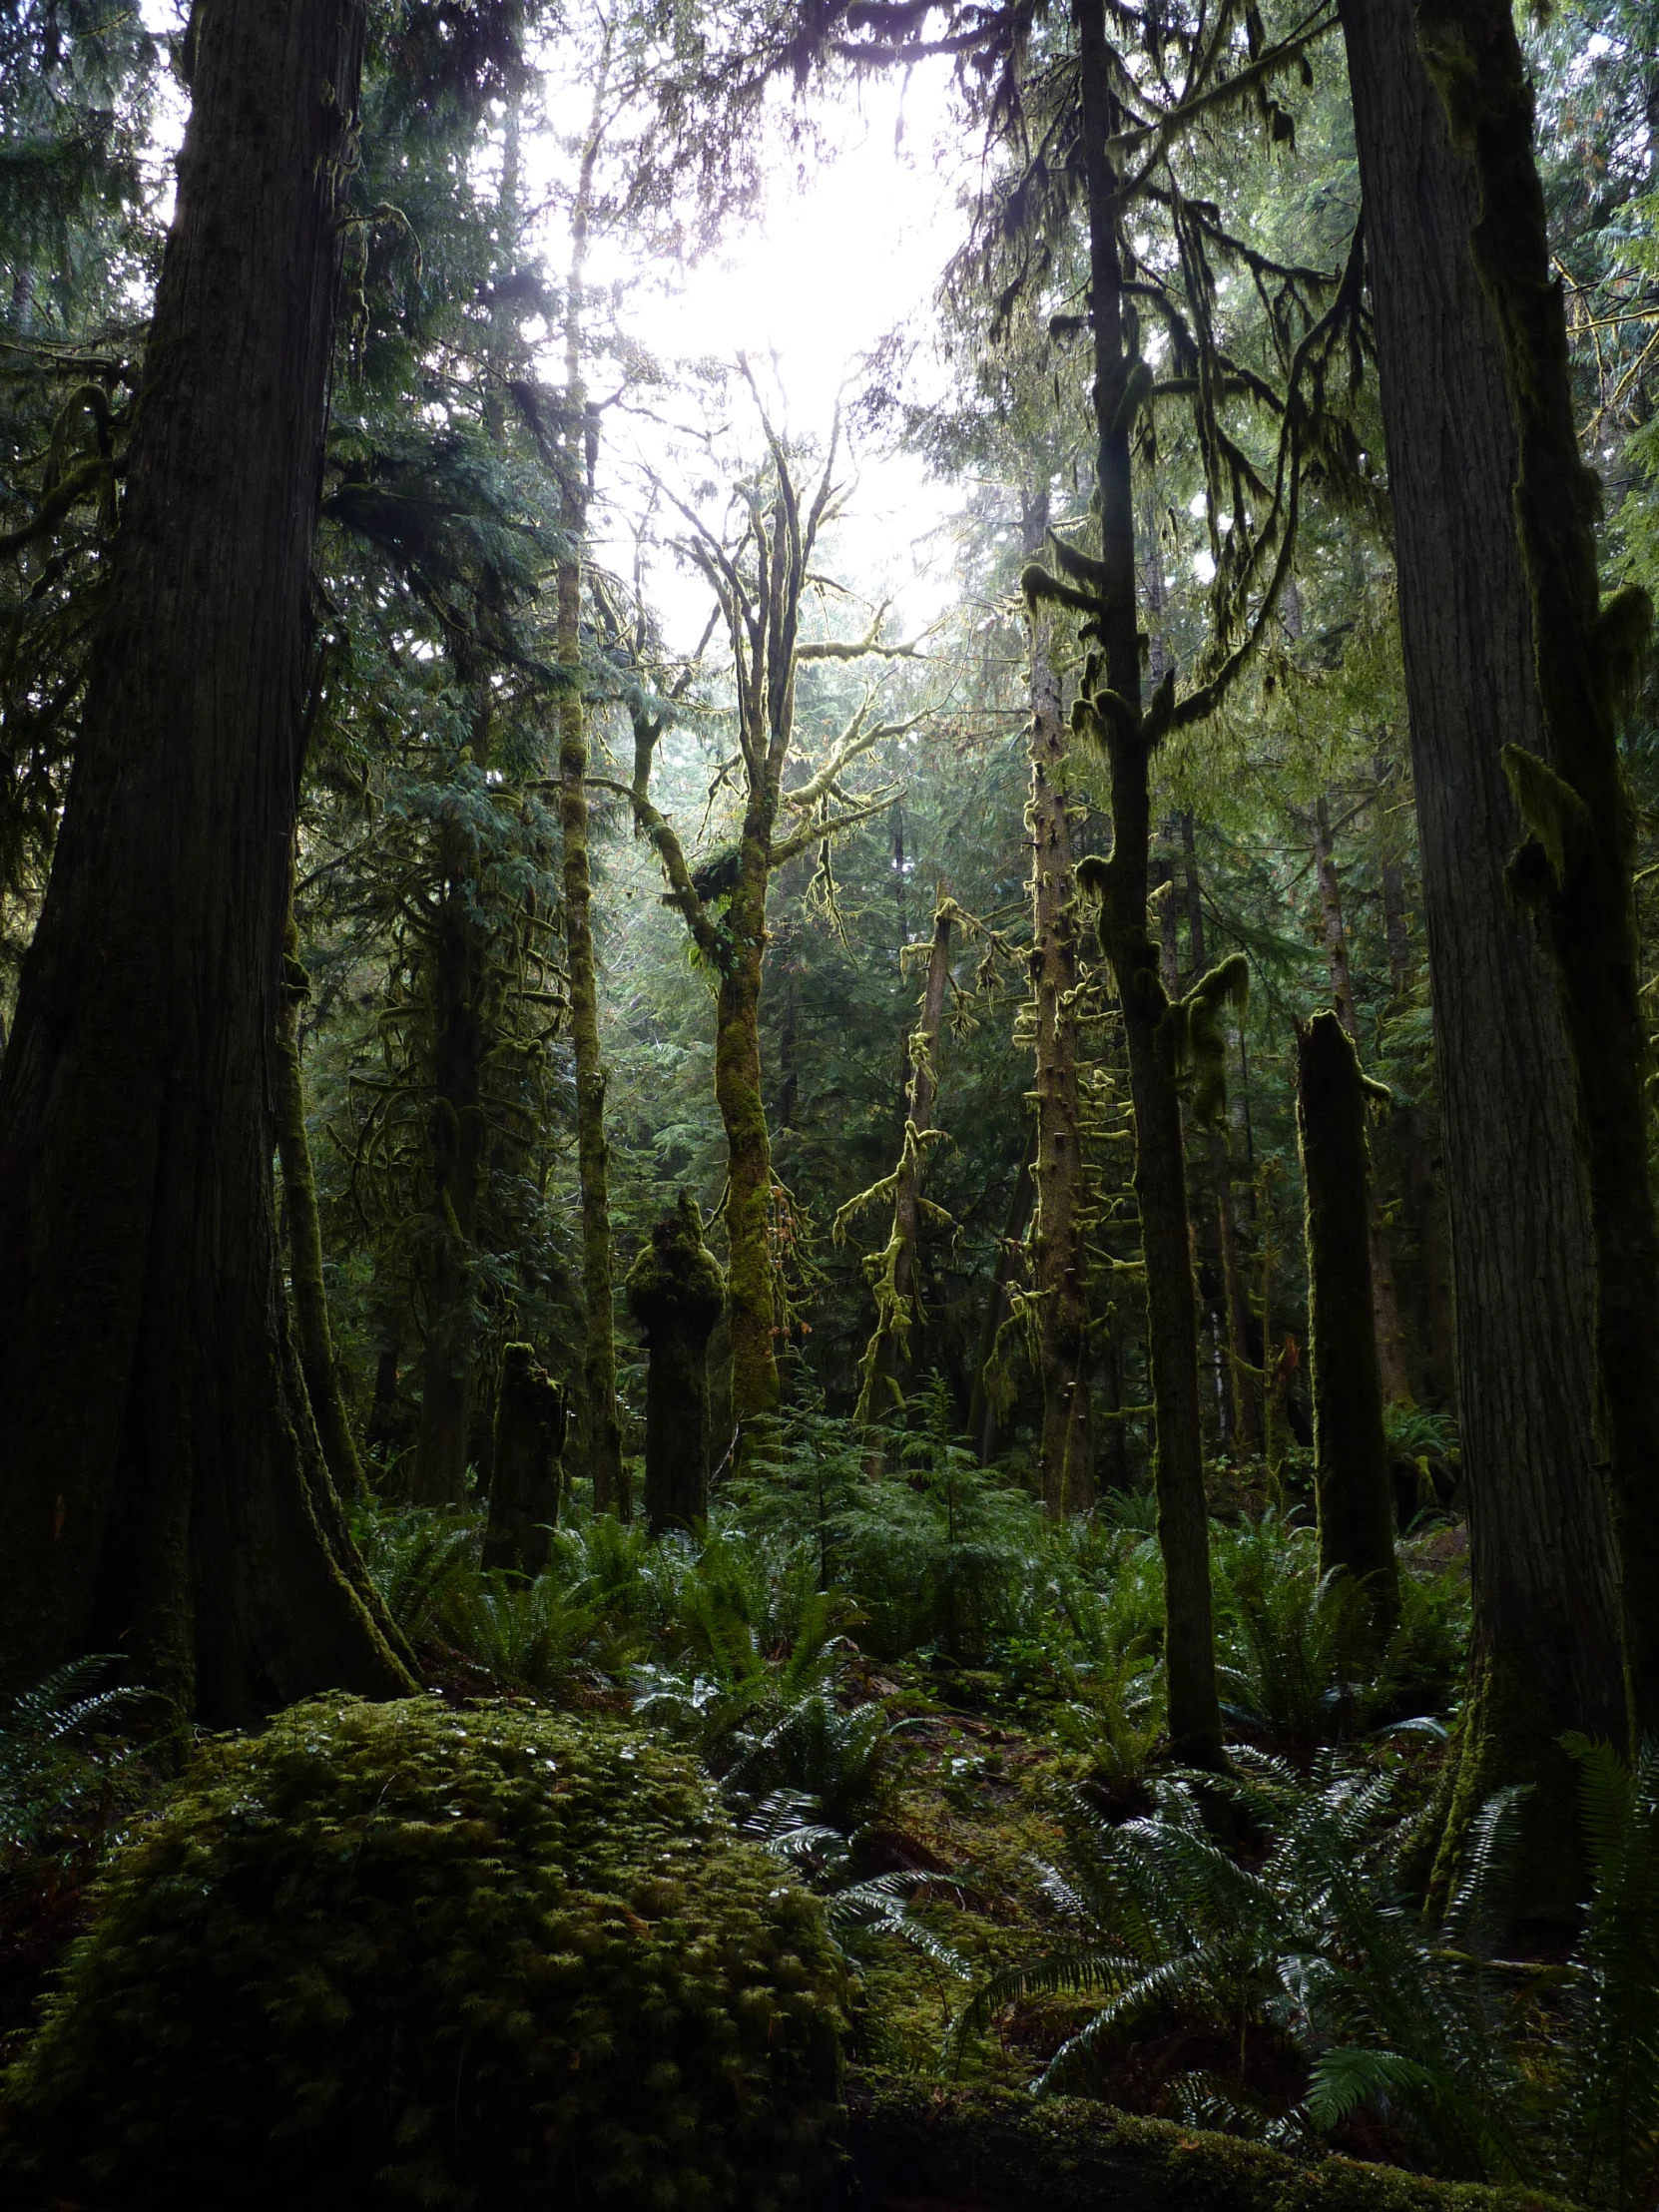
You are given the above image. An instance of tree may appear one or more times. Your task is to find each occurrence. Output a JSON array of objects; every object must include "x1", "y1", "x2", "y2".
[
  {"x1": 1334, "y1": 0, "x2": 1627, "y2": 1909},
  {"x1": 0, "y1": 0, "x2": 413, "y2": 1717}
]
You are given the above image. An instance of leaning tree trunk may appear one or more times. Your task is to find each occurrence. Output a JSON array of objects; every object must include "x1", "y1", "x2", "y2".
[
  {"x1": 276, "y1": 913, "x2": 366, "y2": 1502},
  {"x1": 1336, "y1": 0, "x2": 1624, "y2": 1912},
  {"x1": 0, "y1": 0, "x2": 411, "y2": 1718},
  {"x1": 1073, "y1": 0, "x2": 1220, "y2": 1762},
  {"x1": 1025, "y1": 487, "x2": 1095, "y2": 1517},
  {"x1": 627, "y1": 1193, "x2": 727, "y2": 1534},
  {"x1": 1414, "y1": 0, "x2": 1659, "y2": 1750},
  {"x1": 1296, "y1": 1012, "x2": 1400, "y2": 1635},
  {"x1": 718, "y1": 834, "x2": 783, "y2": 1429}
]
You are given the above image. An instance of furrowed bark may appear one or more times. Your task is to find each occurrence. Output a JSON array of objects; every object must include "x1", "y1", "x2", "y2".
[
  {"x1": 1025, "y1": 490, "x2": 1095, "y2": 1515},
  {"x1": 0, "y1": 0, "x2": 412, "y2": 1718},
  {"x1": 1336, "y1": 0, "x2": 1624, "y2": 1911},
  {"x1": 1074, "y1": 0, "x2": 1220, "y2": 1762},
  {"x1": 1296, "y1": 1011, "x2": 1401, "y2": 1634},
  {"x1": 1414, "y1": 0, "x2": 1659, "y2": 1747},
  {"x1": 276, "y1": 915, "x2": 366, "y2": 1503}
]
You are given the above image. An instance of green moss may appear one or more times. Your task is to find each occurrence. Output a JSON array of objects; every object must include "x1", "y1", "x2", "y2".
[
  {"x1": 1, "y1": 1696, "x2": 843, "y2": 2211},
  {"x1": 847, "y1": 2076, "x2": 1570, "y2": 2212}
]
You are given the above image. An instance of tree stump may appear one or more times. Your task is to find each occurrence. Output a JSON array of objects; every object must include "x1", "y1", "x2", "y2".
[
  {"x1": 626, "y1": 1193, "x2": 727, "y2": 1536},
  {"x1": 482, "y1": 1345, "x2": 566, "y2": 1573}
]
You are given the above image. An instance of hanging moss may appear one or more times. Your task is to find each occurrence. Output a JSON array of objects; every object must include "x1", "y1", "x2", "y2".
[
  {"x1": 482, "y1": 1343, "x2": 567, "y2": 1572},
  {"x1": 1295, "y1": 1012, "x2": 1400, "y2": 1636},
  {"x1": 0, "y1": 1697, "x2": 843, "y2": 2212},
  {"x1": 626, "y1": 1193, "x2": 727, "y2": 1534}
]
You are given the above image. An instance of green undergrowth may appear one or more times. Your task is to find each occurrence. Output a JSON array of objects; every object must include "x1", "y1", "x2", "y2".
[{"x1": 0, "y1": 1696, "x2": 844, "y2": 2212}]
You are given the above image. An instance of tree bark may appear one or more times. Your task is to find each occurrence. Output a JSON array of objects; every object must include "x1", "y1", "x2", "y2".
[
  {"x1": 626, "y1": 1192, "x2": 726, "y2": 1534},
  {"x1": 276, "y1": 914, "x2": 365, "y2": 1503},
  {"x1": 1073, "y1": 0, "x2": 1220, "y2": 1762},
  {"x1": 1296, "y1": 1012, "x2": 1400, "y2": 1634},
  {"x1": 0, "y1": 0, "x2": 411, "y2": 1719},
  {"x1": 482, "y1": 1344, "x2": 566, "y2": 1574},
  {"x1": 558, "y1": 40, "x2": 626, "y2": 1518},
  {"x1": 1180, "y1": 816, "x2": 1262, "y2": 1452},
  {"x1": 969, "y1": 1141, "x2": 1036, "y2": 1465},
  {"x1": 719, "y1": 834, "x2": 784, "y2": 1427},
  {"x1": 1336, "y1": 0, "x2": 1624, "y2": 1908},
  {"x1": 1025, "y1": 488, "x2": 1095, "y2": 1517},
  {"x1": 1414, "y1": 0, "x2": 1659, "y2": 1749},
  {"x1": 1310, "y1": 793, "x2": 1411, "y2": 1404},
  {"x1": 410, "y1": 823, "x2": 487, "y2": 1507},
  {"x1": 856, "y1": 899, "x2": 954, "y2": 1423}
]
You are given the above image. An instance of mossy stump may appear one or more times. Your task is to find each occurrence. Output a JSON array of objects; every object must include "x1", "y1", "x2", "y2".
[
  {"x1": 1295, "y1": 1012, "x2": 1400, "y2": 1637},
  {"x1": 482, "y1": 1343, "x2": 566, "y2": 1572},
  {"x1": 0, "y1": 1697, "x2": 844, "y2": 2212},
  {"x1": 626, "y1": 1192, "x2": 727, "y2": 1536}
]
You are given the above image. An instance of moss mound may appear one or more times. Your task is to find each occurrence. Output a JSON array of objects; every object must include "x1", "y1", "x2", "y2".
[{"x1": 0, "y1": 1696, "x2": 844, "y2": 2212}]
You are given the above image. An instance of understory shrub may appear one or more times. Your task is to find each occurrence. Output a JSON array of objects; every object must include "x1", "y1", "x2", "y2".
[{"x1": 0, "y1": 1696, "x2": 844, "y2": 2212}]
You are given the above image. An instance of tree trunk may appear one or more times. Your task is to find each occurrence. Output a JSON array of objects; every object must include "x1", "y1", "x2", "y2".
[
  {"x1": 1296, "y1": 1012, "x2": 1400, "y2": 1633},
  {"x1": 857, "y1": 900, "x2": 954, "y2": 1423},
  {"x1": 276, "y1": 914, "x2": 365, "y2": 1502},
  {"x1": 719, "y1": 838, "x2": 783, "y2": 1428},
  {"x1": 410, "y1": 842, "x2": 486, "y2": 1506},
  {"x1": 1074, "y1": 0, "x2": 1220, "y2": 1762},
  {"x1": 1310, "y1": 793, "x2": 1411, "y2": 1404},
  {"x1": 558, "y1": 42, "x2": 626, "y2": 1518},
  {"x1": 482, "y1": 1344, "x2": 566, "y2": 1574},
  {"x1": 1025, "y1": 487, "x2": 1095, "y2": 1518},
  {"x1": 627, "y1": 1193, "x2": 727, "y2": 1535},
  {"x1": 0, "y1": 0, "x2": 411, "y2": 1720},
  {"x1": 969, "y1": 1141, "x2": 1036, "y2": 1465},
  {"x1": 1181, "y1": 816, "x2": 1262, "y2": 1452},
  {"x1": 1415, "y1": 0, "x2": 1659, "y2": 1749},
  {"x1": 1336, "y1": 0, "x2": 1624, "y2": 1910}
]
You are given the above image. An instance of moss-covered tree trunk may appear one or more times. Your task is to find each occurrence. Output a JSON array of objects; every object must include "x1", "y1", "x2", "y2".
[
  {"x1": 1296, "y1": 1012, "x2": 1400, "y2": 1631},
  {"x1": 854, "y1": 900, "x2": 954, "y2": 1425},
  {"x1": 482, "y1": 1345, "x2": 566, "y2": 1573},
  {"x1": 627, "y1": 1193, "x2": 727, "y2": 1534},
  {"x1": 1024, "y1": 489, "x2": 1095, "y2": 1515},
  {"x1": 410, "y1": 822, "x2": 487, "y2": 1506},
  {"x1": 1310, "y1": 795, "x2": 1410, "y2": 1404},
  {"x1": 1413, "y1": 0, "x2": 1659, "y2": 1747},
  {"x1": 557, "y1": 45, "x2": 626, "y2": 1517},
  {"x1": 276, "y1": 915, "x2": 365, "y2": 1503},
  {"x1": 0, "y1": 0, "x2": 412, "y2": 1717},
  {"x1": 969, "y1": 1142, "x2": 1036, "y2": 1465},
  {"x1": 719, "y1": 832, "x2": 784, "y2": 1427},
  {"x1": 1335, "y1": 0, "x2": 1624, "y2": 1911},
  {"x1": 1072, "y1": 0, "x2": 1220, "y2": 1762}
]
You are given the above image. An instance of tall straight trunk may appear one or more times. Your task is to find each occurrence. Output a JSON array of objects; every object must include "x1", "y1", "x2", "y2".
[
  {"x1": 1415, "y1": 0, "x2": 1659, "y2": 1746},
  {"x1": 410, "y1": 836, "x2": 486, "y2": 1506},
  {"x1": 1336, "y1": 0, "x2": 1624, "y2": 1909},
  {"x1": 857, "y1": 900, "x2": 954, "y2": 1422},
  {"x1": 1073, "y1": 0, "x2": 1220, "y2": 1761},
  {"x1": 970, "y1": 1141, "x2": 1036, "y2": 1465},
  {"x1": 718, "y1": 835, "x2": 783, "y2": 1427},
  {"x1": 0, "y1": 0, "x2": 410, "y2": 1717},
  {"x1": 1297, "y1": 1012, "x2": 1400, "y2": 1632},
  {"x1": 276, "y1": 914, "x2": 365, "y2": 1502},
  {"x1": 557, "y1": 38, "x2": 625, "y2": 1516},
  {"x1": 1024, "y1": 504, "x2": 1094, "y2": 1515},
  {"x1": 1181, "y1": 816, "x2": 1262, "y2": 1452},
  {"x1": 1310, "y1": 795, "x2": 1411, "y2": 1403}
]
